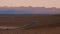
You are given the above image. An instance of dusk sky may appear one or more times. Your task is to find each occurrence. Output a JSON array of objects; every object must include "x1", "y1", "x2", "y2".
[{"x1": 0, "y1": 0, "x2": 60, "y2": 8}]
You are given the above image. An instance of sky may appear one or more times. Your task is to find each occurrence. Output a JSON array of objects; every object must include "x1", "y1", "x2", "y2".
[{"x1": 0, "y1": 0, "x2": 60, "y2": 8}]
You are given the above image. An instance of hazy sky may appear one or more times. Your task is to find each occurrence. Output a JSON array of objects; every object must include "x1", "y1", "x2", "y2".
[{"x1": 0, "y1": 0, "x2": 60, "y2": 8}]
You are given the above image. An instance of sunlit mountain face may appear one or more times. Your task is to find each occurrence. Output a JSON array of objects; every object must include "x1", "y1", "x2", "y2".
[{"x1": 0, "y1": 7, "x2": 60, "y2": 14}]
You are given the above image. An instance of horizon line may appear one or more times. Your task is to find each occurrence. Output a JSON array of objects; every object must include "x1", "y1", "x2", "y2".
[{"x1": 0, "y1": 6, "x2": 60, "y2": 8}]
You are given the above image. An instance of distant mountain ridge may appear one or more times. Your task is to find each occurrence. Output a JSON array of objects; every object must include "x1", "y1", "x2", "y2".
[{"x1": 0, "y1": 7, "x2": 60, "y2": 14}]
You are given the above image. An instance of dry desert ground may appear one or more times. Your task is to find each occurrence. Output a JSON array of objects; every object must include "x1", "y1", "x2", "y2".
[{"x1": 0, "y1": 14, "x2": 60, "y2": 34}]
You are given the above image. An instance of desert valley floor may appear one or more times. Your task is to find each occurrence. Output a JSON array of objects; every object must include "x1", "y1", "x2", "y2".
[{"x1": 0, "y1": 14, "x2": 60, "y2": 34}]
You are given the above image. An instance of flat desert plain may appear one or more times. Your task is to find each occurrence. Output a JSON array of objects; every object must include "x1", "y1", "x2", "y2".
[{"x1": 0, "y1": 14, "x2": 60, "y2": 34}]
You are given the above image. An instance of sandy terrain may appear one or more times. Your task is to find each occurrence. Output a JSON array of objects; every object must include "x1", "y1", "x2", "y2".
[{"x1": 0, "y1": 14, "x2": 60, "y2": 34}]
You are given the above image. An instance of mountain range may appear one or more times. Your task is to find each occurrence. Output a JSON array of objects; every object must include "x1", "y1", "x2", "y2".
[{"x1": 0, "y1": 7, "x2": 60, "y2": 14}]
